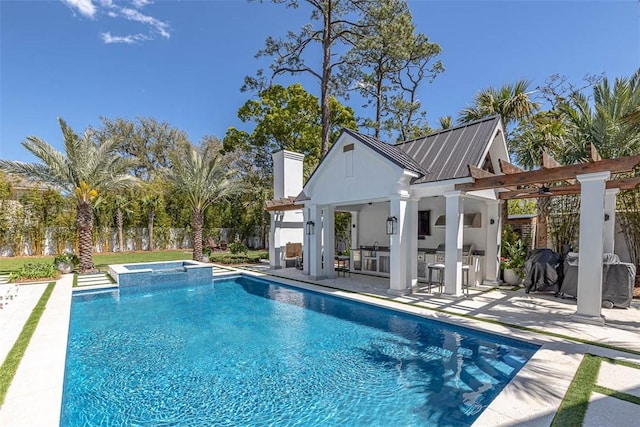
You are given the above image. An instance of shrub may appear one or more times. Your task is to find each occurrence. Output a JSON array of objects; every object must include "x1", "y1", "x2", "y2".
[
  {"x1": 9, "y1": 262, "x2": 60, "y2": 282},
  {"x1": 500, "y1": 240, "x2": 527, "y2": 277},
  {"x1": 229, "y1": 241, "x2": 248, "y2": 255},
  {"x1": 208, "y1": 251, "x2": 267, "y2": 265},
  {"x1": 53, "y1": 252, "x2": 79, "y2": 266}
]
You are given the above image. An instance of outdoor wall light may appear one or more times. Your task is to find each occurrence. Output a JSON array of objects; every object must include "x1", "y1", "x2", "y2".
[
  {"x1": 305, "y1": 220, "x2": 315, "y2": 235},
  {"x1": 386, "y1": 216, "x2": 398, "y2": 235},
  {"x1": 604, "y1": 213, "x2": 610, "y2": 222},
  {"x1": 490, "y1": 218, "x2": 495, "y2": 225}
]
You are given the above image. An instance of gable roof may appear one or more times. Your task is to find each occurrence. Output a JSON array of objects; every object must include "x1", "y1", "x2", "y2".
[
  {"x1": 301, "y1": 115, "x2": 503, "y2": 199},
  {"x1": 396, "y1": 115, "x2": 502, "y2": 184},
  {"x1": 341, "y1": 129, "x2": 429, "y2": 178}
]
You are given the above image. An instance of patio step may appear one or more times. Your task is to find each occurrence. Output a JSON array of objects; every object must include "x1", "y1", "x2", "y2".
[
  {"x1": 76, "y1": 273, "x2": 113, "y2": 287},
  {"x1": 0, "y1": 275, "x2": 9, "y2": 284}
]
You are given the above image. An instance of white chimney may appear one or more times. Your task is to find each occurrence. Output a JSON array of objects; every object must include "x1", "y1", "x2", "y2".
[{"x1": 272, "y1": 150, "x2": 304, "y2": 199}]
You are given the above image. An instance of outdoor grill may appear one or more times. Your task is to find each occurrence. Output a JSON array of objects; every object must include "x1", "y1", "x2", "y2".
[{"x1": 434, "y1": 243, "x2": 475, "y2": 264}]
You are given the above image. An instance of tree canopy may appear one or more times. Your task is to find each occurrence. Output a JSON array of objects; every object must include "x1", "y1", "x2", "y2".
[{"x1": 0, "y1": 118, "x2": 138, "y2": 271}]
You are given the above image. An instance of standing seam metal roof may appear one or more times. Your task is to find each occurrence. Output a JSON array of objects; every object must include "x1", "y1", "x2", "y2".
[
  {"x1": 395, "y1": 115, "x2": 501, "y2": 184},
  {"x1": 304, "y1": 115, "x2": 502, "y2": 194}
]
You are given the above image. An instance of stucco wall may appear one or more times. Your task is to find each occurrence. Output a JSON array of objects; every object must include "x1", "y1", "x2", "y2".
[
  {"x1": 305, "y1": 134, "x2": 407, "y2": 206},
  {"x1": 356, "y1": 203, "x2": 391, "y2": 247}
]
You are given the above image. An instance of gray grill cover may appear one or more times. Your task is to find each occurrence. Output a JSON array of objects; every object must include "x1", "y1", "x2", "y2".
[
  {"x1": 524, "y1": 249, "x2": 562, "y2": 293},
  {"x1": 562, "y1": 252, "x2": 635, "y2": 308}
]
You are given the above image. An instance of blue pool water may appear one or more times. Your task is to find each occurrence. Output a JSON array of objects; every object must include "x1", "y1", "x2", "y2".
[{"x1": 61, "y1": 275, "x2": 538, "y2": 426}]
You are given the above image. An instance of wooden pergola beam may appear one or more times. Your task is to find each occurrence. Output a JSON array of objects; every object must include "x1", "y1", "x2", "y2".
[
  {"x1": 265, "y1": 196, "x2": 301, "y2": 212},
  {"x1": 468, "y1": 165, "x2": 495, "y2": 179},
  {"x1": 498, "y1": 177, "x2": 640, "y2": 200},
  {"x1": 499, "y1": 159, "x2": 524, "y2": 174},
  {"x1": 541, "y1": 152, "x2": 577, "y2": 184},
  {"x1": 588, "y1": 143, "x2": 602, "y2": 162},
  {"x1": 541, "y1": 152, "x2": 561, "y2": 169},
  {"x1": 456, "y1": 154, "x2": 640, "y2": 191}
]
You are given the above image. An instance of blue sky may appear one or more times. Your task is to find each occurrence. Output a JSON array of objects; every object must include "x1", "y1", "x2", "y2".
[{"x1": 1, "y1": 0, "x2": 638, "y2": 162}]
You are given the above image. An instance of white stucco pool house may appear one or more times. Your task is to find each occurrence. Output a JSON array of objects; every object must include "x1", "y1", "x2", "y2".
[{"x1": 267, "y1": 116, "x2": 640, "y2": 325}]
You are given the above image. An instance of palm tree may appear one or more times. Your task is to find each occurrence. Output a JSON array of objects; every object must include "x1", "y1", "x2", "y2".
[
  {"x1": 561, "y1": 70, "x2": 640, "y2": 161},
  {"x1": 458, "y1": 79, "x2": 540, "y2": 253},
  {"x1": 113, "y1": 194, "x2": 132, "y2": 252},
  {"x1": 438, "y1": 115, "x2": 452, "y2": 130},
  {"x1": 0, "y1": 118, "x2": 137, "y2": 272},
  {"x1": 458, "y1": 79, "x2": 540, "y2": 131},
  {"x1": 561, "y1": 70, "x2": 640, "y2": 266},
  {"x1": 510, "y1": 111, "x2": 569, "y2": 248},
  {"x1": 164, "y1": 141, "x2": 241, "y2": 261}
]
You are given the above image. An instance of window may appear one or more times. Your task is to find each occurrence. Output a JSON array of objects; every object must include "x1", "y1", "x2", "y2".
[{"x1": 418, "y1": 210, "x2": 431, "y2": 236}]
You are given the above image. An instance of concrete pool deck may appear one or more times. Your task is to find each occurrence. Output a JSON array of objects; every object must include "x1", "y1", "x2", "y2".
[{"x1": 0, "y1": 267, "x2": 638, "y2": 426}]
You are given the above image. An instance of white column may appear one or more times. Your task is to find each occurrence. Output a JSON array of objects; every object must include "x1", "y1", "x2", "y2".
[
  {"x1": 389, "y1": 195, "x2": 409, "y2": 295},
  {"x1": 407, "y1": 198, "x2": 419, "y2": 290},
  {"x1": 303, "y1": 208, "x2": 310, "y2": 275},
  {"x1": 350, "y1": 211, "x2": 359, "y2": 251},
  {"x1": 603, "y1": 188, "x2": 619, "y2": 255},
  {"x1": 574, "y1": 171, "x2": 610, "y2": 325},
  {"x1": 322, "y1": 205, "x2": 336, "y2": 278},
  {"x1": 308, "y1": 204, "x2": 323, "y2": 280},
  {"x1": 444, "y1": 191, "x2": 464, "y2": 296},
  {"x1": 485, "y1": 200, "x2": 501, "y2": 284},
  {"x1": 269, "y1": 211, "x2": 282, "y2": 269}
]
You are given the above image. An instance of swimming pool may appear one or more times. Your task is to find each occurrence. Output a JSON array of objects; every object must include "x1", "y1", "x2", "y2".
[{"x1": 61, "y1": 275, "x2": 538, "y2": 426}]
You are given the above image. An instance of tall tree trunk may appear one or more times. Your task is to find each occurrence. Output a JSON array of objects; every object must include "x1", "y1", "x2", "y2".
[
  {"x1": 192, "y1": 209, "x2": 204, "y2": 261},
  {"x1": 536, "y1": 197, "x2": 551, "y2": 249},
  {"x1": 375, "y1": 65, "x2": 383, "y2": 138},
  {"x1": 116, "y1": 207, "x2": 124, "y2": 252},
  {"x1": 320, "y1": 1, "x2": 332, "y2": 156},
  {"x1": 147, "y1": 207, "x2": 155, "y2": 251},
  {"x1": 77, "y1": 200, "x2": 95, "y2": 272}
]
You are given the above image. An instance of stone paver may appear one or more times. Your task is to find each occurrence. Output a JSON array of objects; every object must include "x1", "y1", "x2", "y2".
[
  {"x1": 0, "y1": 274, "x2": 73, "y2": 427},
  {"x1": 0, "y1": 283, "x2": 47, "y2": 363},
  {"x1": 597, "y1": 361, "x2": 640, "y2": 399},
  {"x1": 583, "y1": 392, "x2": 640, "y2": 427}
]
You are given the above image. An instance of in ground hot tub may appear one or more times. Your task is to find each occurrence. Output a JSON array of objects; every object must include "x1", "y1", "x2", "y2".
[{"x1": 109, "y1": 260, "x2": 213, "y2": 287}]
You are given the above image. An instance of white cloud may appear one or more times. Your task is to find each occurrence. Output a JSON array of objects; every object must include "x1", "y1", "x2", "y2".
[
  {"x1": 131, "y1": 0, "x2": 152, "y2": 8},
  {"x1": 61, "y1": 0, "x2": 97, "y2": 18},
  {"x1": 119, "y1": 7, "x2": 170, "y2": 39},
  {"x1": 60, "y1": 0, "x2": 170, "y2": 44},
  {"x1": 101, "y1": 32, "x2": 150, "y2": 44}
]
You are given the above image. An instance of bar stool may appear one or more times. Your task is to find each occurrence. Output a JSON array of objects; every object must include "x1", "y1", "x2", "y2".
[
  {"x1": 462, "y1": 265, "x2": 470, "y2": 297},
  {"x1": 427, "y1": 264, "x2": 470, "y2": 296},
  {"x1": 427, "y1": 263, "x2": 445, "y2": 293}
]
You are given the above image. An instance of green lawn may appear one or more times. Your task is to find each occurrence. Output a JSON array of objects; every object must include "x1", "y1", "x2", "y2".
[
  {"x1": 0, "y1": 250, "x2": 191, "y2": 274},
  {"x1": 0, "y1": 249, "x2": 268, "y2": 274}
]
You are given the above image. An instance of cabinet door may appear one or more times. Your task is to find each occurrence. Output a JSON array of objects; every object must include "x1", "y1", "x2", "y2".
[
  {"x1": 417, "y1": 261, "x2": 426, "y2": 278},
  {"x1": 352, "y1": 250, "x2": 361, "y2": 271},
  {"x1": 379, "y1": 255, "x2": 390, "y2": 274},
  {"x1": 363, "y1": 259, "x2": 377, "y2": 272}
]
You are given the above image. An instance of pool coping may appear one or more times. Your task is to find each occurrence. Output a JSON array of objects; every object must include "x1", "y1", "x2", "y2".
[
  {"x1": 1, "y1": 268, "x2": 639, "y2": 426},
  {"x1": 109, "y1": 259, "x2": 212, "y2": 287}
]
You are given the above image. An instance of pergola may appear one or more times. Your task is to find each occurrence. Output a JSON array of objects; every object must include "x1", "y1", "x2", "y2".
[{"x1": 455, "y1": 144, "x2": 640, "y2": 324}]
